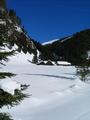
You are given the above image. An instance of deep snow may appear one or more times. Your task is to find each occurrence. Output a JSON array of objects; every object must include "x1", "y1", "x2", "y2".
[
  {"x1": 0, "y1": 78, "x2": 21, "y2": 95},
  {"x1": 0, "y1": 52, "x2": 90, "y2": 120}
]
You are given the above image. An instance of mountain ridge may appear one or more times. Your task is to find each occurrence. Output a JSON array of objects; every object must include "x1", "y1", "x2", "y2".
[{"x1": 37, "y1": 29, "x2": 90, "y2": 66}]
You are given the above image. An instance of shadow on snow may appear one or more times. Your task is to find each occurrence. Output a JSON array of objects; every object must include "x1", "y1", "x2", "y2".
[{"x1": 24, "y1": 73, "x2": 75, "y2": 80}]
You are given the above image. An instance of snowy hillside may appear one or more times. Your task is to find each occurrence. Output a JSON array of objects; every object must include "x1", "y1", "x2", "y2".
[
  {"x1": 0, "y1": 44, "x2": 36, "y2": 65},
  {"x1": 0, "y1": 55, "x2": 90, "y2": 120}
]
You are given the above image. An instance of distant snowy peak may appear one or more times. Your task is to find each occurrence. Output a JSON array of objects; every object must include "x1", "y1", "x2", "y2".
[
  {"x1": 42, "y1": 36, "x2": 72, "y2": 45},
  {"x1": 60, "y1": 36, "x2": 72, "y2": 43},
  {"x1": 42, "y1": 39, "x2": 59, "y2": 45}
]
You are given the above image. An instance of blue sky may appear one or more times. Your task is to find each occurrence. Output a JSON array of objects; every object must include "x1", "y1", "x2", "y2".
[{"x1": 7, "y1": 0, "x2": 90, "y2": 43}]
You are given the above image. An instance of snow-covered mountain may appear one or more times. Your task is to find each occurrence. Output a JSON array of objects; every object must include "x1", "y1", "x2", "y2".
[{"x1": 40, "y1": 30, "x2": 90, "y2": 66}]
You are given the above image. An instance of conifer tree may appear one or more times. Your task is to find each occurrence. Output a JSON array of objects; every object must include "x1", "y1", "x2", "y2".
[
  {"x1": 0, "y1": 0, "x2": 6, "y2": 9},
  {"x1": 0, "y1": 0, "x2": 14, "y2": 78}
]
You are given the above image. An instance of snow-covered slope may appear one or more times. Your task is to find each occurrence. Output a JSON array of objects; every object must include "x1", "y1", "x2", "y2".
[
  {"x1": 0, "y1": 44, "x2": 35, "y2": 64},
  {"x1": 0, "y1": 78, "x2": 21, "y2": 95},
  {"x1": 0, "y1": 56, "x2": 90, "y2": 120},
  {"x1": 6, "y1": 51, "x2": 34, "y2": 65}
]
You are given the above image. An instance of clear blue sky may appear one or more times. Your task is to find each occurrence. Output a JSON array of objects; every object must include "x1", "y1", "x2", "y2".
[{"x1": 7, "y1": 0, "x2": 90, "y2": 43}]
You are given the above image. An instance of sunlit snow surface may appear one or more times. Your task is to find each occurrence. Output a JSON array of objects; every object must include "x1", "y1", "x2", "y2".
[
  {"x1": 0, "y1": 78, "x2": 21, "y2": 95},
  {"x1": 0, "y1": 53, "x2": 90, "y2": 120}
]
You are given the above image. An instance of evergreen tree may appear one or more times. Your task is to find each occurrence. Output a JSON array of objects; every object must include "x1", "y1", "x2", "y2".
[
  {"x1": 0, "y1": 113, "x2": 13, "y2": 120},
  {"x1": 76, "y1": 66, "x2": 90, "y2": 81},
  {"x1": 0, "y1": 0, "x2": 6, "y2": 9},
  {"x1": 9, "y1": 9, "x2": 22, "y2": 25},
  {"x1": 0, "y1": 49, "x2": 15, "y2": 78}
]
